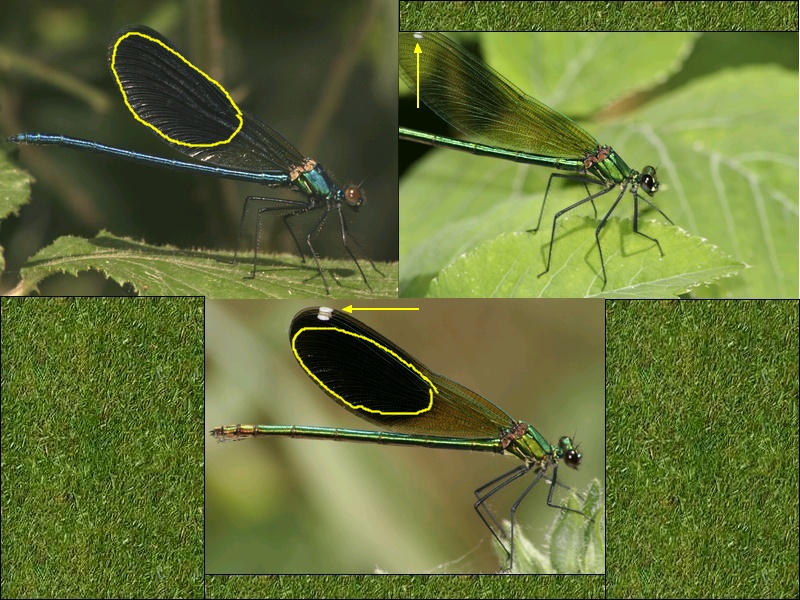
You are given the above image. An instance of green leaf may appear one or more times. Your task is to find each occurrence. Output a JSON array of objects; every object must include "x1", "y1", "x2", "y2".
[
  {"x1": 16, "y1": 231, "x2": 397, "y2": 298},
  {"x1": 645, "y1": 64, "x2": 798, "y2": 298},
  {"x1": 0, "y1": 144, "x2": 34, "y2": 222},
  {"x1": 504, "y1": 480, "x2": 605, "y2": 574},
  {"x1": 1, "y1": 144, "x2": 36, "y2": 279},
  {"x1": 482, "y1": 33, "x2": 697, "y2": 116},
  {"x1": 427, "y1": 218, "x2": 743, "y2": 298}
]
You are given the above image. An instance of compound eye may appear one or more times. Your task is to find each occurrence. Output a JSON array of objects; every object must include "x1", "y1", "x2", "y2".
[
  {"x1": 640, "y1": 166, "x2": 659, "y2": 195},
  {"x1": 344, "y1": 186, "x2": 364, "y2": 207},
  {"x1": 564, "y1": 449, "x2": 582, "y2": 468}
]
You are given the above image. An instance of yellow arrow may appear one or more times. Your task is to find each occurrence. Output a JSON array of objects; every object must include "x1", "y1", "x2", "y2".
[
  {"x1": 414, "y1": 42, "x2": 422, "y2": 108},
  {"x1": 343, "y1": 305, "x2": 420, "y2": 313}
]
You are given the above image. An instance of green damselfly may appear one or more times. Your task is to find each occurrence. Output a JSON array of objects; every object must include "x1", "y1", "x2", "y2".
[
  {"x1": 399, "y1": 32, "x2": 673, "y2": 289},
  {"x1": 212, "y1": 306, "x2": 596, "y2": 571}
]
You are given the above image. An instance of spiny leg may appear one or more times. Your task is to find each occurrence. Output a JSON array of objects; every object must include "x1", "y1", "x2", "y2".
[
  {"x1": 333, "y1": 203, "x2": 383, "y2": 292},
  {"x1": 528, "y1": 172, "x2": 601, "y2": 234},
  {"x1": 234, "y1": 195, "x2": 310, "y2": 269},
  {"x1": 537, "y1": 184, "x2": 616, "y2": 280}
]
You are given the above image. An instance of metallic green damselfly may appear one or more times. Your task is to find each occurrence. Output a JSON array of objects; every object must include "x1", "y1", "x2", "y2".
[
  {"x1": 212, "y1": 306, "x2": 596, "y2": 571},
  {"x1": 399, "y1": 32, "x2": 673, "y2": 289}
]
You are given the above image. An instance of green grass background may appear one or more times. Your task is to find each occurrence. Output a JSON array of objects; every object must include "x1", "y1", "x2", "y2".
[
  {"x1": 205, "y1": 573, "x2": 604, "y2": 598},
  {"x1": 400, "y1": 1, "x2": 797, "y2": 31},
  {"x1": 606, "y1": 300, "x2": 798, "y2": 598},
  {"x1": 1, "y1": 297, "x2": 204, "y2": 598}
]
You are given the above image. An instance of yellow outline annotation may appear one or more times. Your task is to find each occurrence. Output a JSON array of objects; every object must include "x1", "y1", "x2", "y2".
[
  {"x1": 292, "y1": 326, "x2": 437, "y2": 416},
  {"x1": 110, "y1": 30, "x2": 244, "y2": 148}
]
